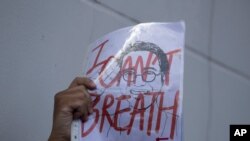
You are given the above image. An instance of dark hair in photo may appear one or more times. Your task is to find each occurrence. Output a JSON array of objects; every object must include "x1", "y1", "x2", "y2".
[{"x1": 117, "y1": 41, "x2": 168, "y2": 83}]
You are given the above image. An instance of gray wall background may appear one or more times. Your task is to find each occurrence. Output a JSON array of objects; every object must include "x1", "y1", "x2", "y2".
[{"x1": 0, "y1": 0, "x2": 250, "y2": 141}]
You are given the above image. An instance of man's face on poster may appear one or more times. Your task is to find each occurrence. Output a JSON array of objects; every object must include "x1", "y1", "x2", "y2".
[{"x1": 119, "y1": 51, "x2": 164, "y2": 97}]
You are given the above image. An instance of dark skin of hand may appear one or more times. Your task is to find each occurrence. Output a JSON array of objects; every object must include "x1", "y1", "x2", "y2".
[{"x1": 48, "y1": 77, "x2": 96, "y2": 141}]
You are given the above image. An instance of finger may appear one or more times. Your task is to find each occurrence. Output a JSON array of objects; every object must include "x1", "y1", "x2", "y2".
[
  {"x1": 65, "y1": 86, "x2": 93, "y2": 119},
  {"x1": 82, "y1": 113, "x2": 89, "y2": 122},
  {"x1": 72, "y1": 102, "x2": 89, "y2": 120},
  {"x1": 81, "y1": 103, "x2": 90, "y2": 122},
  {"x1": 64, "y1": 86, "x2": 91, "y2": 103},
  {"x1": 70, "y1": 99, "x2": 90, "y2": 122},
  {"x1": 87, "y1": 99, "x2": 93, "y2": 114},
  {"x1": 86, "y1": 94, "x2": 93, "y2": 114},
  {"x1": 67, "y1": 86, "x2": 92, "y2": 102},
  {"x1": 68, "y1": 77, "x2": 96, "y2": 89},
  {"x1": 79, "y1": 87, "x2": 93, "y2": 114}
]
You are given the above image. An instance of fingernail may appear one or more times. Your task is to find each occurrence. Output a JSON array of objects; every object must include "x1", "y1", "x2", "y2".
[{"x1": 89, "y1": 81, "x2": 96, "y2": 88}]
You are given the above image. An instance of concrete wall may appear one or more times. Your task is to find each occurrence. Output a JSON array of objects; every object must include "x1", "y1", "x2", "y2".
[{"x1": 0, "y1": 0, "x2": 249, "y2": 140}]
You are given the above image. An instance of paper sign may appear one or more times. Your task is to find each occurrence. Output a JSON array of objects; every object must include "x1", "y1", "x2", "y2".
[{"x1": 81, "y1": 22, "x2": 185, "y2": 141}]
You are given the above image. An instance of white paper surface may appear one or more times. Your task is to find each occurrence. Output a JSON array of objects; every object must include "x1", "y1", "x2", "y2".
[{"x1": 81, "y1": 22, "x2": 185, "y2": 141}]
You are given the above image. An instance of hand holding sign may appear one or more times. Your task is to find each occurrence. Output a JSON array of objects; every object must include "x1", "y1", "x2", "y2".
[{"x1": 49, "y1": 77, "x2": 96, "y2": 141}]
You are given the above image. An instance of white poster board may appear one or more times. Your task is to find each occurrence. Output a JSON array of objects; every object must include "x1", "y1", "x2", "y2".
[{"x1": 80, "y1": 22, "x2": 185, "y2": 141}]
